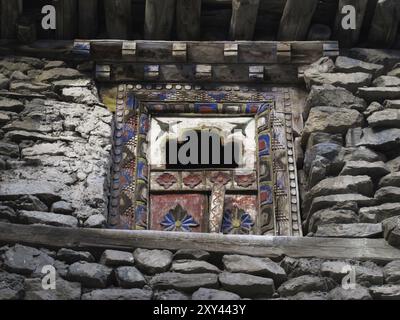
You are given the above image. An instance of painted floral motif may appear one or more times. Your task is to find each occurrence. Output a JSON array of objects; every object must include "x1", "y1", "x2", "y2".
[
  {"x1": 160, "y1": 204, "x2": 199, "y2": 232},
  {"x1": 156, "y1": 173, "x2": 177, "y2": 189},
  {"x1": 234, "y1": 173, "x2": 256, "y2": 188},
  {"x1": 183, "y1": 174, "x2": 203, "y2": 189},
  {"x1": 222, "y1": 206, "x2": 254, "y2": 234},
  {"x1": 210, "y1": 172, "x2": 231, "y2": 185}
]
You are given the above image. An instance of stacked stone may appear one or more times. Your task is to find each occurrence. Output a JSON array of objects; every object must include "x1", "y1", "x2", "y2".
[
  {"x1": 0, "y1": 56, "x2": 112, "y2": 229},
  {"x1": 300, "y1": 53, "x2": 400, "y2": 246},
  {"x1": 0, "y1": 244, "x2": 399, "y2": 300}
]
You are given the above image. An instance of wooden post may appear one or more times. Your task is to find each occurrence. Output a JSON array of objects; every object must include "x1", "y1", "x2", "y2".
[
  {"x1": 176, "y1": 0, "x2": 201, "y2": 40},
  {"x1": 78, "y1": 0, "x2": 98, "y2": 39},
  {"x1": 277, "y1": 0, "x2": 318, "y2": 41},
  {"x1": 144, "y1": 0, "x2": 176, "y2": 40},
  {"x1": 55, "y1": 0, "x2": 78, "y2": 40},
  {"x1": 229, "y1": 0, "x2": 260, "y2": 40},
  {"x1": 1, "y1": 0, "x2": 21, "y2": 39},
  {"x1": 104, "y1": 0, "x2": 131, "y2": 39},
  {"x1": 334, "y1": 0, "x2": 368, "y2": 48},
  {"x1": 368, "y1": 0, "x2": 400, "y2": 48}
]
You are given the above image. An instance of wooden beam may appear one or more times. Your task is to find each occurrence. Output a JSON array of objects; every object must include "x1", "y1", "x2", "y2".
[
  {"x1": 78, "y1": 0, "x2": 98, "y2": 39},
  {"x1": 176, "y1": 0, "x2": 201, "y2": 40},
  {"x1": 144, "y1": 0, "x2": 176, "y2": 40},
  {"x1": 229, "y1": 0, "x2": 260, "y2": 40},
  {"x1": 277, "y1": 0, "x2": 319, "y2": 41},
  {"x1": 368, "y1": 0, "x2": 400, "y2": 48},
  {"x1": 55, "y1": 0, "x2": 78, "y2": 40},
  {"x1": 0, "y1": 222, "x2": 399, "y2": 262},
  {"x1": 334, "y1": 0, "x2": 368, "y2": 48},
  {"x1": 104, "y1": 0, "x2": 131, "y2": 39},
  {"x1": 0, "y1": 0, "x2": 21, "y2": 39}
]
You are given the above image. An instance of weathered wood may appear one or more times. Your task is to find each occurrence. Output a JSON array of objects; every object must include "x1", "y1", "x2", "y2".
[
  {"x1": 368, "y1": 0, "x2": 400, "y2": 48},
  {"x1": 78, "y1": 0, "x2": 98, "y2": 39},
  {"x1": 55, "y1": 0, "x2": 78, "y2": 40},
  {"x1": 176, "y1": 0, "x2": 201, "y2": 40},
  {"x1": 144, "y1": 0, "x2": 176, "y2": 40},
  {"x1": 229, "y1": 0, "x2": 260, "y2": 40},
  {"x1": 0, "y1": 0, "x2": 21, "y2": 39},
  {"x1": 0, "y1": 222, "x2": 399, "y2": 262},
  {"x1": 277, "y1": 0, "x2": 319, "y2": 41},
  {"x1": 104, "y1": 0, "x2": 131, "y2": 39},
  {"x1": 334, "y1": 0, "x2": 368, "y2": 47}
]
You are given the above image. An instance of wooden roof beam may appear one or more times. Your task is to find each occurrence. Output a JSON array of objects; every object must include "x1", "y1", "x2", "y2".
[{"x1": 229, "y1": 0, "x2": 260, "y2": 40}]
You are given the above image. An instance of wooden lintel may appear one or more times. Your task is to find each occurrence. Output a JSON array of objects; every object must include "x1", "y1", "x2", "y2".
[{"x1": 0, "y1": 222, "x2": 399, "y2": 262}]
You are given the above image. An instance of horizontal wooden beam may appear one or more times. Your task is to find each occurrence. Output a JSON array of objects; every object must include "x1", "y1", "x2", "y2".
[{"x1": 0, "y1": 222, "x2": 399, "y2": 262}]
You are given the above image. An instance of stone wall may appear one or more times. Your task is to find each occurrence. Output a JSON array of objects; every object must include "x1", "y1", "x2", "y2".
[
  {"x1": 0, "y1": 56, "x2": 113, "y2": 229},
  {"x1": 299, "y1": 51, "x2": 400, "y2": 249},
  {"x1": 0, "y1": 243, "x2": 399, "y2": 300}
]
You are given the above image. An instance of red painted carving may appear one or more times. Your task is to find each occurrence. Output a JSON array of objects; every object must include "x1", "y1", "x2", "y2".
[
  {"x1": 183, "y1": 173, "x2": 203, "y2": 189},
  {"x1": 156, "y1": 173, "x2": 177, "y2": 189},
  {"x1": 210, "y1": 172, "x2": 231, "y2": 186},
  {"x1": 235, "y1": 173, "x2": 256, "y2": 188}
]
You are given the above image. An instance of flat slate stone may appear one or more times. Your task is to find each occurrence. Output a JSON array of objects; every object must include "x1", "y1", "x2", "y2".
[
  {"x1": 170, "y1": 260, "x2": 220, "y2": 274},
  {"x1": 0, "y1": 272, "x2": 25, "y2": 300},
  {"x1": 383, "y1": 260, "x2": 400, "y2": 284},
  {"x1": 100, "y1": 250, "x2": 135, "y2": 267},
  {"x1": 375, "y1": 187, "x2": 400, "y2": 203},
  {"x1": 82, "y1": 288, "x2": 152, "y2": 300},
  {"x1": 305, "y1": 71, "x2": 372, "y2": 93},
  {"x1": 222, "y1": 255, "x2": 287, "y2": 285},
  {"x1": 359, "y1": 203, "x2": 400, "y2": 222},
  {"x1": 150, "y1": 272, "x2": 219, "y2": 293},
  {"x1": 153, "y1": 290, "x2": 190, "y2": 300},
  {"x1": 380, "y1": 172, "x2": 400, "y2": 187},
  {"x1": 56, "y1": 248, "x2": 95, "y2": 264},
  {"x1": 384, "y1": 100, "x2": 400, "y2": 109},
  {"x1": 66, "y1": 262, "x2": 112, "y2": 288},
  {"x1": 278, "y1": 275, "x2": 333, "y2": 297},
  {"x1": 373, "y1": 76, "x2": 400, "y2": 87},
  {"x1": 339, "y1": 161, "x2": 390, "y2": 180},
  {"x1": 134, "y1": 248, "x2": 173, "y2": 275},
  {"x1": 354, "y1": 265, "x2": 384, "y2": 287},
  {"x1": 280, "y1": 257, "x2": 323, "y2": 278},
  {"x1": 25, "y1": 278, "x2": 81, "y2": 300},
  {"x1": 83, "y1": 214, "x2": 106, "y2": 228},
  {"x1": 51, "y1": 201, "x2": 74, "y2": 215},
  {"x1": 219, "y1": 272, "x2": 275, "y2": 298},
  {"x1": 19, "y1": 210, "x2": 78, "y2": 228},
  {"x1": 114, "y1": 266, "x2": 146, "y2": 289},
  {"x1": 335, "y1": 56, "x2": 383, "y2": 75},
  {"x1": 367, "y1": 109, "x2": 400, "y2": 128},
  {"x1": 309, "y1": 194, "x2": 375, "y2": 216},
  {"x1": 328, "y1": 285, "x2": 372, "y2": 300},
  {"x1": 357, "y1": 87, "x2": 400, "y2": 102},
  {"x1": 192, "y1": 288, "x2": 241, "y2": 300},
  {"x1": 321, "y1": 261, "x2": 351, "y2": 282},
  {"x1": 173, "y1": 249, "x2": 210, "y2": 261},
  {"x1": 36, "y1": 68, "x2": 82, "y2": 82},
  {"x1": 0, "y1": 97, "x2": 24, "y2": 113},
  {"x1": 309, "y1": 209, "x2": 359, "y2": 233},
  {"x1": 369, "y1": 284, "x2": 400, "y2": 300},
  {"x1": 314, "y1": 223, "x2": 383, "y2": 238}
]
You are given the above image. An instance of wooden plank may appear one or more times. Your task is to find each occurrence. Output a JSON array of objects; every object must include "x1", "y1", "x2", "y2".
[
  {"x1": 334, "y1": 0, "x2": 368, "y2": 48},
  {"x1": 78, "y1": 0, "x2": 98, "y2": 39},
  {"x1": 176, "y1": 0, "x2": 202, "y2": 40},
  {"x1": 277, "y1": 0, "x2": 319, "y2": 41},
  {"x1": 55, "y1": 0, "x2": 78, "y2": 40},
  {"x1": 0, "y1": 222, "x2": 399, "y2": 262},
  {"x1": 229, "y1": 0, "x2": 260, "y2": 40},
  {"x1": 1, "y1": 0, "x2": 21, "y2": 39},
  {"x1": 368, "y1": 0, "x2": 400, "y2": 48},
  {"x1": 144, "y1": 0, "x2": 176, "y2": 40},
  {"x1": 104, "y1": 0, "x2": 131, "y2": 39}
]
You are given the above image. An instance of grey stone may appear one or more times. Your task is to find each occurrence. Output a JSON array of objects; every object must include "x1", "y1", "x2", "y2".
[
  {"x1": 375, "y1": 187, "x2": 400, "y2": 203},
  {"x1": 36, "y1": 68, "x2": 82, "y2": 82},
  {"x1": 3, "y1": 244, "x2": 54, "y2": 276},
  {"x1": 314, "y1": 223, "x2": 383, "y2": 238},
  {"x1": 53, "y1": 260, "x2": 69, "y2": 278},
  {"x1": 0, "y1": 141, "x2": 19, "y2": 158},
  {"x1": 304, "y1": 57, "x2": 335, "y2": 74},
  {"x1": 0, "y1": 205, "x2": 17, "y2": 221},
  {"x1": 340, "y1": 161, "x2": 390, "y2": 180},
  {"x1": 347, "y1": 48, "x2": 400, "y2": 70},
  {"x1": 82, "y1": 288, "x2": 152, "y2": 300},
  {"x1": 309, "y1": 194, "x2": 375, "y2": 216},
  {"x1": 388, "y1": 68, "x2": 400, "y2": 77},
  {"x1": 153, "y1": 290, "x2": 190, "y2": 300},
  {"x1": 306, "y1": 132, "x2": 343, "y2": 150},
  {"x1": 305, "y1": 84, "x2": 367, "y2": 117},
  {"x1": 280, "y1": 257, "x2": 323, "y2": 278},
  {"x1": 340, "y1": 146, "x2": 386, "y2": 163},
  {"x1": 278, "y1": 275, "x2": 333, "y2": 297},
  {"x1": 354, "y1": 265, "x2": 384, "y2": 287},
  {"x1": 25, "y1": 278, "x2": 81, "y2": 300},
  {"x1": 56, "y1": 248, "x2": 95, "y2": 264},
  {"x1": 0, "y1": 112, "x2": 10, "y2": 126},
  {"x1": 384, "y1": 100, "x2": 400, "y2": 109},
  {"x1": 219, "y1": 272, "x2": 275, "y2": 298},
  {"x1": 171, "y1": 260, "x2": 220, "y2": 274},
  {"x1": 134, "y1": 248, "x2": 173, "y2": 275},
  {"x1": 222, "y1": 255, "x2": 287, "y2": 285},
  {"x1": 335, "y1": 56, "x2": 384, "y2": 75},
  {"x1": 383, "y1": 260, "x2": 400, "y2": 284},
  {"x1": 0, "y1": 272, "x2": 25, "y2": 300},
  {"x1": 382, "y1": 216, "x2": 400, "y2": 240},
  {"x1": 67, "y1": 262, "x2": 112, "y2": 288},
  {"x1": 369, "y1": 284, "x2": 400, "y2": 300},
  {"x1": 9, "y1": 81, "x2": 51, "y2": 93},
  {"x1": 44, "y1": 61, "x2": 66, "y2": 70},
  {"x1": 0, "y1": 74, "x2": 9, "y2": 89},
  {"x1": 173, "y1": 249, "x2": 210, "y2": 261},
  {"x1": 309, "y1": 209, "x2": 359, "y2": 233},
  {"x1": 373, "y1": 76, "x2": 400, "y2": 87},
  {"x1": 359, "y1": 203, "x2": 400, "y2": 223},
  {"x1": 62, "y1": 87, "x2": 99, "y2": 105},
  {"x1": 13, "y1": 195, "x2": 48, "y2": 212},
  {"x1": 357, "y1": 87, "x2": 400, "y2": 102},
  {"x1": 364, "y1": 102, "x2": 384, "y2": 117},
  {"x1": 150, "y1": 272, "x2": 219, "y2": 293},
  {"x1": 19, "y1": 210, "x2": 78, "y2": 228},
  {"x1": 346, "y1": 127, "x2": 363, "y2": 147},
  {"x1": 100, "y1": 250, "x2": 135, "y2": 267},
  {"x1": 52, "y1": 79, "x2": 92, "y2": 88},
  {"x1": 192, "y1": 288, "x2": 241, "y2": 300},
  {"x1": 304, "y1": 143, "x2": 343, "y2": 175},
  {"x1": 83, "y1": 214, "x2": 106, "y2": 228},
  {"x1": 321, "y1": 261, "x2": 351, "y2": 282},
  {"x1": 368, "y1": 109, "x2": 400, "y2": 128},
  {"x1": 380, "y1": 172, "x2": 400, "y2": 187},
  {"x1": 51, "y1": 201, "x2": 74, "y2": 215},
  {"x1": 115, "y1": 266, "x2": 146, "y2": 289},
  {"x1": 328, "y1": 285, "x2": 372, "y2": 300},
  {"x1": 289, "y1": 291, "x2": 328, "y2": 300}
]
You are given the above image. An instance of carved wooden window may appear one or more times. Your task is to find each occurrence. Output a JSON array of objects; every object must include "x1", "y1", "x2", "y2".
[{"x1": 109, "y1": 84, "x2": 302, "y2": 236}]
